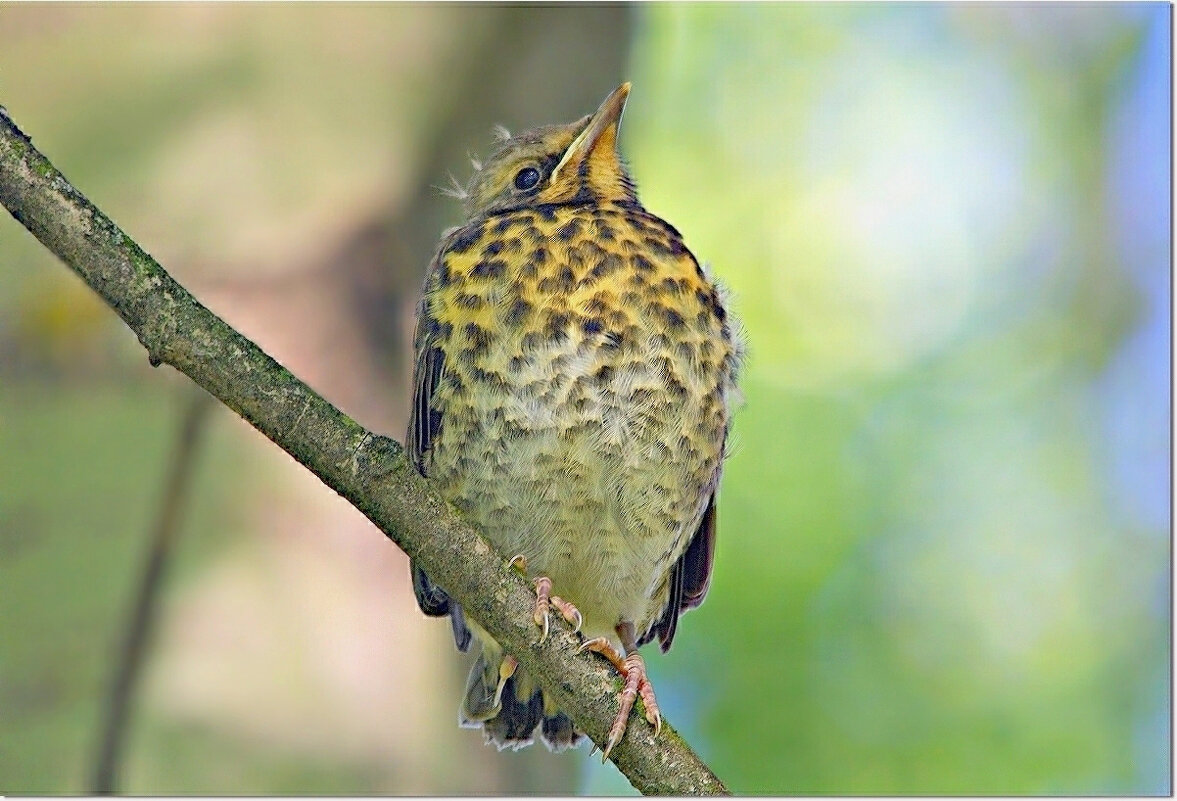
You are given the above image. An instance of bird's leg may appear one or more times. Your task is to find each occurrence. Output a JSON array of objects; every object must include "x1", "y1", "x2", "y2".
[
  {"x1": 579, "y1": 622, "x2": 662, "y2": 760},
  {"x1": 508, "y1": 554, "x2": 582, "y2": 642}
]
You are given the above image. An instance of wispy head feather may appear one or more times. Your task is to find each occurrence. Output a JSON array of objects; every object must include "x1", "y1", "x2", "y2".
[
  {"x1": 491, "y1": 124, "x2": 511, "y2": 142},
  {"x1": 436, "y1": 172, "x2": 468, "y2": 201}
]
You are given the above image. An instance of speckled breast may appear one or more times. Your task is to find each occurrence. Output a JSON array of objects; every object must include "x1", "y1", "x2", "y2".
[{"x1": 422, "y1": 200, "x2": 736, "y2": 635}]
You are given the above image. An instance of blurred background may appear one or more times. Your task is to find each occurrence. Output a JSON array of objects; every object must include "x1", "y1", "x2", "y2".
[{"x1": 0, "y1": 3, "x2": 1169, "y2": 795}]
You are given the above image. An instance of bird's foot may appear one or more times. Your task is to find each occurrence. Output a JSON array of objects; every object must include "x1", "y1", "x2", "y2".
[
  {"x1": 578, "y1": 637, "x2": 662, "y2": 760},
  {"x1": 508, "y1": 556, "x2": 583, "y2": 642},
  {"x1": 492, "y1": 655, "x2": 518, "y2": 709},
  {"x1": 532, "y1": 576, "x2": 583, "y2": 642}
]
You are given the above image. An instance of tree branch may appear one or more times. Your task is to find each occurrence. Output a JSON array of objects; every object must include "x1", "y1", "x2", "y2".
[
  {"x1": 92, "y1": 389, "x2": 214, "y2": 794},
  {"x1": 0, "y1": 106, "x2": 729, "y2": 795}
]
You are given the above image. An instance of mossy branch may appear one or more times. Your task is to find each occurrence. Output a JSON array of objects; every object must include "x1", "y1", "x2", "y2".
[{"x1": 0, "y1": 107, "x2": 729, "y2": 796}]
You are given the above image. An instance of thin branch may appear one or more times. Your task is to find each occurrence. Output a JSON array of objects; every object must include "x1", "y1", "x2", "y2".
[
  {"x1": 0, "y1": 107, "x2": 729, "y2": 795},
  {"x1": 91, "y1": 389, "x2": 214, "y2": 795}
]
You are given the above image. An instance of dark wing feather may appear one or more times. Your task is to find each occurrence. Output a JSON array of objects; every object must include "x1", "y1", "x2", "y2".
[
  {"x1": 406, "y1": 247, "x2": 472, "y2": 652},
  {"x1": 407, "y1": 283, "x2": 446, "y2": 475},
  {"x1": 412, "y1": 561, "x2": 450, "y2": 615},
  {"x1": 641, "y1": 494, "x2": 718, "y2": 652},
  {"x1": 679, "y1": 495, "x2": 718, "y2": 611},
  {"x1": 408, "y1": 342, "x2": 445, "y2": 471}
]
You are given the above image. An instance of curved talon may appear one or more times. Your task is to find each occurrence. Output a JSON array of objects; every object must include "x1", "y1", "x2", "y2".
[
  {"x1": 550, "y1": 594, "x2": 583, "y2": 633},
  {"x1": 508, "y1": 554, "x2": 528, "y2": 573},
  {"x1": 640, "y1": 680, "x2": 663, "y2": 737},
  {"x1": 602, "y1": 732, "x2": 623, "y2": 762},
  {"x1": 578, "y1": 636, "x2": 610, "y2": 656}
]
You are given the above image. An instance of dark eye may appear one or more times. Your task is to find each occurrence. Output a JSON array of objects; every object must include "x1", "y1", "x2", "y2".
[{"x1": 513, "y1": 166, "x2": 541, "y2": 191}]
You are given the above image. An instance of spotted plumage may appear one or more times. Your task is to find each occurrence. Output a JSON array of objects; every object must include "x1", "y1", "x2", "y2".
[{"x1": 407, "y1": 84, "x2": 741, "y2": 756}]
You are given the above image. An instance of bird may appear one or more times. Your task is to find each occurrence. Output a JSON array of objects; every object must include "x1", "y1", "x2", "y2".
[{"x1": 406, "y1": 83, "x2": 741, "y2": 759}]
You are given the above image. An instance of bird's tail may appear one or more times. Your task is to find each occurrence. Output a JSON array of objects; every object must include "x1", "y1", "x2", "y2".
[{"x1": 459, "y1": 645, "x2": 584, "y2": 752}]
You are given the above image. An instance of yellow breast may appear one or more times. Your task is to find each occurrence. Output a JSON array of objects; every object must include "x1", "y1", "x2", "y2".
[{"x1": 422, "y1": 201, "x2": 737, "y2": 637}]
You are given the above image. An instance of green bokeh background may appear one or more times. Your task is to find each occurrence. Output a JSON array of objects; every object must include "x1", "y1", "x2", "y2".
[{"x1": 1, "y1": 3, "x2": 1169, "y2": 795}]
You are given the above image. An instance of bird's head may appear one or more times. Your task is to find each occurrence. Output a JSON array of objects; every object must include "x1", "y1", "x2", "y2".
[{"x1": 461, "y1": 83, "x2": 636, "y2": 220}]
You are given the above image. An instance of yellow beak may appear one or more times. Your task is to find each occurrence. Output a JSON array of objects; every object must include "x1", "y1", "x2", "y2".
[{"x1": 550, "y1": 82, "x2": 631, "y2": 184}]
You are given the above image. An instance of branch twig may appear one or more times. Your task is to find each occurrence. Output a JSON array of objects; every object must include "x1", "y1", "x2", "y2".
[
  {"x1": 91, "y1": 390, "x2": 214, "y2": 795},
  {"x1": 0, "y1": 107, "x2": 729, "y2": 795}
]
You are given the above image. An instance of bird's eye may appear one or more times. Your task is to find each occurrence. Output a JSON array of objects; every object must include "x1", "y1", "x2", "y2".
[{"x1": 513, "y1": 166, "x2": 541, "y2": 191}]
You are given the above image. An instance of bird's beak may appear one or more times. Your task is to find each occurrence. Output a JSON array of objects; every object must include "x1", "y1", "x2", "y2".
[{"x1": 550, "y1": 82, "x2": 631, "y2": 184}]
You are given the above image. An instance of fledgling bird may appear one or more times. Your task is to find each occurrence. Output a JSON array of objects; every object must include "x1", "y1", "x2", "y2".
[{"x1": 407, "y1": 83, "x2": 741, "y2": 759}]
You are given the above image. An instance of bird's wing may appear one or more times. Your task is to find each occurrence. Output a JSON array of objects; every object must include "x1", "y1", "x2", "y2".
[
  {"x1": 641, "y1": 494, "x2": 717, "y2": 653},
  {"x1": 406, "y1": 245, "x2": 472, "y2": 653},
  {"x1": 407, "y1": 316, "x2": 445, "y2": 473}
]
